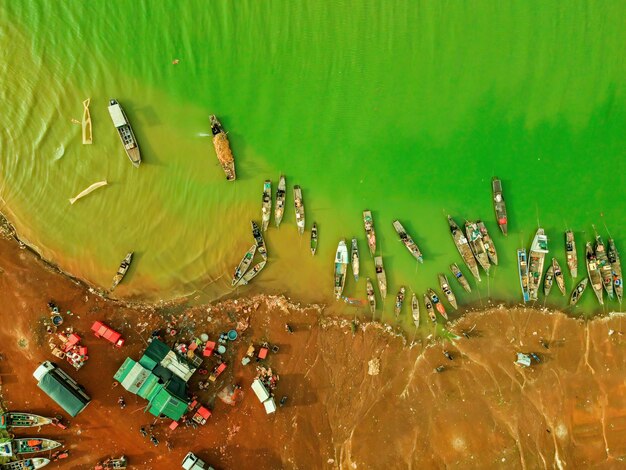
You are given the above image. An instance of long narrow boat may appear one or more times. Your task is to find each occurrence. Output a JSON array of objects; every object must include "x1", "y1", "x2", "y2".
[
  {"x1": 411, "y1": 293, "x2": 419, "y2": 328},
  {"x1": 374, "y1": 256, "x2": 387, "y2": 299},
  {"x1": 594, "y1": 231, "x2": 614, "y2": 300},
  {"x1": 553, "y1": 258, "x2": 565, "y2": 295},
  {"x1": 392, "y1": 220, "x2": 423, "y2": 263},
  {"x1": 251, "y1": 221, "x2": 268, "y2": 259},
  {"x1": 517, "y1": 249, "x2": 530, "y2": 303},
  {"x1": 586, "y1": 242, "x2": 604, "y2": 305},
  {"x1": 465, "y1": 221, "x2": 490, "y2": 274},
  {"x1": 477, "y1": 221, "x2": 498, "y2": 265},
  {"x1": 1, "y1": 458, "x2": 50, "y2": 470},
  {"x1": 334, "y1": 240, "x2": 349, "y2": 299},
  {"x1": 528, "y1": 229, "x2": 549, "y2": 301},
  {"x1": 427, "y1": 289, "x2": 447, "y2": 320},
  {"x1": 274, "y1": 175, "x2": 286, "y2": 228},
  {"x1": 363, "y1": 211, "x2": 376, "y2": 256},
  {"x1": 310, "y1": 223, "x2": 318, "y2": 255},
  {"x1": 111, "y1": 252, "x2": 133, "y2": 291},
  {"x1": 366, "y1": 278, "x2": 376, "y2": 316},
  {"x1": 570, "y1": 278, "x2": 588, "y2": 306},
  {"x1": 0, "y1": 438, "x2": 61, "y2": 457},
  {"x1": 0, "y1": 413, "x2": 52, "y2": 429},
  {"x1": 438, "y1": 274, "x2": 458, "y2": 310},
  {"x1": 238, "y1": 260, "x2": 266, "y2": 286},
  {"x1": 394, "y1": 287, "x2": 406, "y2": 317},
  {"x1": 232, "y1": 245, "x2": 256, "y2": 286},
  {"x1": 293, "y1": 186, "x2": 305, "y2": 235},
  {"x1": 209, "y1": 115, "x2": 235, "y2": 180},
  {"x1": 108, "y1": 99, "x2": 141, "y2": 167},
  {"x1": 543, "y1": 264, "x2": 554, "y2": 297},
  {"x1": 447, "y1": 216, "x2": 480, "y2": 281},
  {"x1": 492, "y1": 178, "x2": 507, "y2": 235},
  {"x1": 608, "y1": 238, "x2": 623, "y2": 304},
  {"x1": 261, "y1": 180, "x2": 272, "y2": 231},
  {"x1": 424, "y1": 294, "x2": 436, "y2": 322},
  {"x1": 565, "y1": 231, "x2": 578, "y2": 278},
  {"x1": 351, "y1": 238, "x2": 359, "y2": 281},
  {"x1": 449, "y1": 263, "x2": 471, "y2": 293},
  {"x1": 82, "y1": 98, "x2": 92, "y2": 145}
]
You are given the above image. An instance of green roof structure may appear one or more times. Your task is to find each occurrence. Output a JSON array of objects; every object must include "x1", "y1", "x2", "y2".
[{"x1": 114, "y1": 339, "x2": 196, "y2": 420}]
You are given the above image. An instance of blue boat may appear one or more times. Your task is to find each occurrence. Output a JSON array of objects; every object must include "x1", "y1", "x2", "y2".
[{"x1": 517, "y1": 249, "x2": 530, "y2": 303}]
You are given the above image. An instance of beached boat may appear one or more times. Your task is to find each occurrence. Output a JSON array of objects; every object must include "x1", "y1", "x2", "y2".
[
  {"x1": 251, "y1": 221, "x2": 268, "y2": 259},
  {"x1": 1, "y1": 458, "x2": 50, "y2": 470},
  {"x1": 363, "y1": 211, "x2": 376, "y2": 256},
  {"x1": 293, "y1": 186, "x2": 305, "y2": 235},
  {"x1": 543, "y1": 264, "x2": 554, "y2": 297},
  {"x1": 565, "y1": 231, "x2": 577, "y2": 278},
  {"x1": 261, "y1": 180, "x2": 272, "y2": 231},
  {"x1": 366, "y1": 278, "x2": 376, "y2": 316},
  {"x1": 586, "y1": 242, "x2": 604, "y2": 305},
  {"x1": 111, "y1": 252, "x2": 133, "y2": 291},
  {"x1": 0, "y1": 438, "x2": 61, "y2": 457},
  {"x1": 411, "y1": 293, "x2": 419, "y2": 328},
  {"x1": 310, "y1": 223, "x2": 318, "y2": 255},
  {"x1": 477, "y1": 221, "x2": 498, "y2": 265},
  {"x1": 392, "y1": 220, "x2": 423, "y2": 263},
  {"x1": 465, "y1": 221, "x2": 490, "y2": 274},
  {"x1": 423, "y1": 294, "x2": 436, "y2": 322},
  {"x1": 449, "y1": 263, "x2": 471, "y2": 293},
  {"x1": 351, "y1": 238, "x2": 359, "y2": 281},
  {"x1": 238, "y1": 260, "x2": 266, "y2": 286},
  {"x1": 570, "y1": 278, "x2": 588, "y2": 306},
  {"x1": 517, "y1": 249, "x2": 530, "y2": 303},
  {"x1": 447, "y1": 216, "x2": 480, "y2": 281},
  {"x1": 608, "y1": 238, "x2": 623, "y2": 304},
  {"x1": 108, "y1": 99, "x2": 141, "y2": 167},
  {"x1": 427, "y1": 288, "x2": 447, "y2": 320},
  {"x1": 334, "y1": 240, "x2": 349, "y2": 299},
  {"x1": 492, "y1": 178, "x2": 507, "y2": 235},
  {"x1": 374, "y1": 256, "x2": 387, "y2": 299},
  {"x1": 528, "y1": 229, "x2": 549, "y2": 301},
  {"x1": 0, "y1": 413, "x2": 52, "y2": 429},
  {"x1": 232, "y1": 245, "x2": 256, "y2": 286},
  {"x1": 438, "y1": 274, "x2": 458, "y2": 310},
  {"x1": 274, "y1": 175, "x2": 286, "y2": 227},
  {"x1": 553, "y1": 258, "x2": 565, "y2": 295},
  {"x1": 394, "y1": 287, "x2": 406, "y2": 317},
  {"x1": 209, "y1": 115, "x2": 236, "y2": 181},
  {"x1": 594, "y1": 231, "x2": 614, "y2": 300}
]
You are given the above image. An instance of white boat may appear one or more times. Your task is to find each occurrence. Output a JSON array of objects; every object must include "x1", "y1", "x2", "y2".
[
  {"x1": 261, "y1": 180, "x2": 272, "y2": 231},
  {"x1": 351, "y1": 238, "x2": 359, "y2": 281},
  {"x1": 528, "y1": 229, "x2": 549, "y2": 301},
  {"x1": 1, "y1": 458, "x2": 50, "y2": 470},
  {"x1": 293, "y1": 186, "x2": 305, "y2": 235},
  {"x1": 108, "y1": 99, "x2": 141, "y2": 167},
  {"x1": 411, "y1": 293, "x2": 419, "y2": 328},
  {"x1": 334, "y1": 240, "x2": 349, "y2": 299},
  {"x1": 275, "y1": 175, "x2": 286, "y2": 227}
]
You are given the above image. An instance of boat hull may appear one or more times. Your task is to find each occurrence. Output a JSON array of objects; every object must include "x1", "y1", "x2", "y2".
[
  {"x1": 275, "y1": 175, "x2": 286, "y2": 227},
  {"x1": 448, "y1": 216, "x2": 480, "y2": 281}
]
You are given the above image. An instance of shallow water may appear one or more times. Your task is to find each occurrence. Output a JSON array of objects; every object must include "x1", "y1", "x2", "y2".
[{"x1": 1, "y1": 1, "x2": 625, "y2": 325}]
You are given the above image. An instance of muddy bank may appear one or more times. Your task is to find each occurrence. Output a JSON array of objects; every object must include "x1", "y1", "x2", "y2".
[{"x1": 1, "y1": 225, "x2": 625, "y2": 469}]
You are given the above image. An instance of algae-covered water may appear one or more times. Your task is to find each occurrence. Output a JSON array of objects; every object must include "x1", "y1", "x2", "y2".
[{"x1": 1, "y1": 1, "x2": 625, "y2": 323}]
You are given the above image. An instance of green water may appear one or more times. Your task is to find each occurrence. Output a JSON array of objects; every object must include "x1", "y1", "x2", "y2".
[{"x1": 1, "y1": 1, "x2": 625, "y2": 324}]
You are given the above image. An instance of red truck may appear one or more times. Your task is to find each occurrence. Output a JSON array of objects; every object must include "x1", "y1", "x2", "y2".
[{"x1": 91, "y1": 321, "x2": 125, "y2": 347}]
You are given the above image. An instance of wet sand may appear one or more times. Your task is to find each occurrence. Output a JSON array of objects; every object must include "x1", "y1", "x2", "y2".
[{"x1": 0, "y1": 222, "x2": 625, "y2": 469}]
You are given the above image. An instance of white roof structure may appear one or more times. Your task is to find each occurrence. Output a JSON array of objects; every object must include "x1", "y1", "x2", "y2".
[
  {"x1": 263, "y1": 397, "x2": 277, "y2": 414},
  {"x1": 251, "y1": 378, "x2": 270, "y2": 402},
  {"x1": 108, "y1": 103, "x2": 128, "y2": 128}
]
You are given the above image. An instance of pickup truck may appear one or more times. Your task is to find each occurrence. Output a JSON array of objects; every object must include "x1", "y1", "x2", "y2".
[{"x1": 181, "y1": 452, "x2": 214, "y2": 470}]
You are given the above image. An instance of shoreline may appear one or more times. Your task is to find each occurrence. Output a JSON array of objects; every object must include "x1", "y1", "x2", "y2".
[{"x1": 1, "y1": 221, "x2": 626, "y2": 468}]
